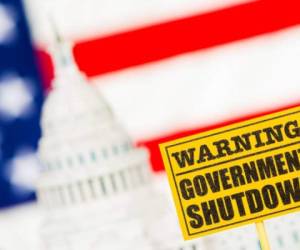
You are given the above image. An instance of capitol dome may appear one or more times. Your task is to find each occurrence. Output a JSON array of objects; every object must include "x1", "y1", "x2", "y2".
[
  {"x1": 37, "y1": 44, "x2": 151, "y2": 207},
  {"x1": 41, "y1": 64, "x2": 114, "y2": 139}
]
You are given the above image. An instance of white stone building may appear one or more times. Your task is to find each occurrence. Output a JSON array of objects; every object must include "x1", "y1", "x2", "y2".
[{"x1": 36, "y1": 36, "x2": 205, "y2": 250}]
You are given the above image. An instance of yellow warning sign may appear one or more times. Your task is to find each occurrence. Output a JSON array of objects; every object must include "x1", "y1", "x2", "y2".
[{"x1": 159, "y1": 106, "x2": 300, "y2": 240}]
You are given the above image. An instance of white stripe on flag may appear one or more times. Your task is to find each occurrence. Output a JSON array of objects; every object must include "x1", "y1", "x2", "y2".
[{"x1": 94, "y1": 27, "x2": 300, "y2": 141}]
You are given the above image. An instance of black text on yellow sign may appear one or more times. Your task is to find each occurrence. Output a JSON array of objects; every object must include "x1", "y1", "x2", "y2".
[{"x1": 159, "y1": 107, "x2": 300, "y2": 240}]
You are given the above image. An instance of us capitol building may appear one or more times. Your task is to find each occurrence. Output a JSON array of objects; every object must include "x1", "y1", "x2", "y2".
[{"x1": 36, "y1": 35, "x2": 205, "y2": 250}]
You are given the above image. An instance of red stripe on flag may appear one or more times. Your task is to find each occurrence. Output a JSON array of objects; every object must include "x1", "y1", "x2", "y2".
[
  {"x1": 137, "y1": 102, "x2": 300, "y2": 172},
  {"x1": 35, "y1": 49, "x2": 54, "y2": 91},
  {"x1": 37, "y1": 0, "x2": 300, "y2": 88},
  {"x1": 73, "y1": 0, "x2": 300, "y2": 77}
]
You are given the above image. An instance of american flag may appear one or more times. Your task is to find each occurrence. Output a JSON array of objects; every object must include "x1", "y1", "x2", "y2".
[
  {"x1": 1, "y1": 0, "x2": 300, "y2": 208},
  {"x1": 31, "y1": 0, "x2": 300, "y2": 173},
  {"x1": 0, "y1": 0, "x2": 43, "y2": 208}
]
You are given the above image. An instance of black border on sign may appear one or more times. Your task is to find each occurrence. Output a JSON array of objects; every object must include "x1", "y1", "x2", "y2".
[{"x1": 165, "y1": 109, "x2": 300, "y2": 236}]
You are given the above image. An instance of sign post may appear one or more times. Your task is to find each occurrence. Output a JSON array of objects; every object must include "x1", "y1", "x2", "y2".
[
  {"x1": 256, "y1": 221, "x2": 270, "y2": 250},
  {"x1": 159, "y1": 106, "x2": 300, "y2": 244}
]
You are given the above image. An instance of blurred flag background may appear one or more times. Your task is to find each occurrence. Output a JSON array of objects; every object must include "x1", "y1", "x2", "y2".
[
  {"x1": 28, "y1": 0, "x2": 300, "y2": 175},
  {"x1": 1, "y1": 0, "x2": 300, "y2": 210}
]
